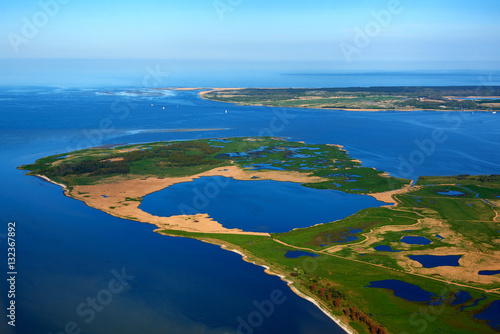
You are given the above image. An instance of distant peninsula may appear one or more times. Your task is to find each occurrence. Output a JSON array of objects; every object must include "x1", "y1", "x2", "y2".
[
  {"x1": 19, "y1": 137, "x2": 500, "y2": 334},
  {"x1": 199, "y1": 86, "x2": 500, "y2": 112}
]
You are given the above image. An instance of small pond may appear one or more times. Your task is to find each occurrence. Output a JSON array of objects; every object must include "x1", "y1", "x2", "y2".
[
  {"x1": 478, "y1": 270, "x2": 500, "y2": 276},
  {"x1": 366, "y1": 279, "x2": 436, "y2": 302},
  {"x1": 374, "y1": 245, "x2": 401, "y2": 252},
  {"x1": 285, "y1": 250, "x2": 319, "y2": 258},
  {"x1": 437, "y1": 190, "x2": 465, "y2": 196},
  {"x1": 401, "y1": 236, "x2": 432, "y2": 245},
  {"x1": 408, "y1": 255, "x2": 461, "y2": 268}
]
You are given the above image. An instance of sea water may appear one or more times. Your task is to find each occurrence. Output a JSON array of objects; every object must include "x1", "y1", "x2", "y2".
[{"x1": 1, "y1": 74, "x2": 500, "y2": 334}]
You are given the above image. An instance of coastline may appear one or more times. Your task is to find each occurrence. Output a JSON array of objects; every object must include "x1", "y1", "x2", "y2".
[
  {"x1": 36, "y1": 170, "x2": 357, "y2": 333},
  {"x1": 48, "y1": 165, "x2": 325, "y2": 235},
  {"x1": 217, "y1": 244, "x2": 356, "y2": 334},
  {"x1": 36, "y1": 175, "x2": 67, "y2": 189},
  {"x1": 197, "y1": 88, "x2": 499, "y2": 113}
]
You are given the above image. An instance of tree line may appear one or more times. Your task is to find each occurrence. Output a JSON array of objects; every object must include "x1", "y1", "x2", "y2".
[
  {"x1": 309, "y1": 281, "x2": 387, "y2": 334},
  {"x1": 44, "y1": 141, "x2": 222, "y2": 178}
]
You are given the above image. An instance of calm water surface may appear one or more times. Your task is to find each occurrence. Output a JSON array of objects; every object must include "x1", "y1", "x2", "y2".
[
  {"x1": 1, "y1": 81, "x2": 500, "y2": 334},
  {"x1": 139, "y1": 177, "x2": 384, "y2": 233}
]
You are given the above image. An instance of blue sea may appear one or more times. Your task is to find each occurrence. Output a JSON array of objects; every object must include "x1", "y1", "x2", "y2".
[{"x1": 1, "y1": 69, "x2": 500, "y2": 334}]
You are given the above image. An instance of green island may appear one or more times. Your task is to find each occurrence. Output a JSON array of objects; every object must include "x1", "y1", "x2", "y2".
[
  {"x1": 19, "y1": 137, "x2": 500, "y2": 334},
  {"x1": 200, "y1": 86, "x2": 500, "y2": 111}
]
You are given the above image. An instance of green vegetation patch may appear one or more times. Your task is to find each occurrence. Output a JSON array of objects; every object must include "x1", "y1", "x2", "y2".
[
  {"x1": 202, "y1": 87, "x2": 500, "y2": 111},
  {"x1": 19, "y1": 137, "x2": 409, "y2": 194}
]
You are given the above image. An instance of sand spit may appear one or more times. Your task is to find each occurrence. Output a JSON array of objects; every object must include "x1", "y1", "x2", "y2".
[
  {"x1": 198, "y1": 87, "x2": 245, "y2": 98},
  {"x1": 36, "y1": 175, "x2": 67, "y2": 189},
  {"x1": 369, "y1": 182, "x2": 417, "y2": 204}
]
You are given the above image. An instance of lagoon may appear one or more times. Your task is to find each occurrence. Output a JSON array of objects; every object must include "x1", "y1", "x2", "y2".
[{"x1": 139, "y1": 177, "x2": 384, "y2": 233}]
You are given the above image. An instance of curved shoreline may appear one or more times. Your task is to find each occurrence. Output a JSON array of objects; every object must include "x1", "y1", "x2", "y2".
[
  {"x1": 36, "y1": 175, "x2": 67, "y2": 189},
  {"x1": 218, "y1": 245, "x2": 355, "y2": 334},
  {"x1": 58, "y1": 165, "x2": 326, "y2": 235},
  {"x1": 37, "y1": 172, "x2": 357, "y2": 333}
]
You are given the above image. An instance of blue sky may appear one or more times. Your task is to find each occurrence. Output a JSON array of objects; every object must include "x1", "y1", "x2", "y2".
[{"x1": 1, "y1": 0, "x2": 499, "y2": 68}]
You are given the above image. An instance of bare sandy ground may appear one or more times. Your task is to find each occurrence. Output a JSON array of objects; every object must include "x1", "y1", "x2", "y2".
[
  {"x1": 68, "y1": 165, "x2": 325, "y2": 235},
  {"x1": 198, "y1": 88, "x2": 245, "y2": 98},
  {"x1": 369, "y1": 183, "x2": 417, "y2": 204}
]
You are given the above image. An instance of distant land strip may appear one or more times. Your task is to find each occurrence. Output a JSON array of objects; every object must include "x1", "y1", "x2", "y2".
[{"x1": 198, "y1": 86, "x2": 500, "y2": 112}]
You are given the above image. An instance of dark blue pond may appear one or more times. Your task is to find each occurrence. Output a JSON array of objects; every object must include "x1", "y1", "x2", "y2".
[
  {"x1": 452, "y1": 290, "x2": 472, "y2": 306},
  {"x1": 478, "y1": 270, "x2": 500, "y2": 276},
  {"x1": 437, "y1": 190, "x2": 465, "y2": 196},
  {"x1": 408, "y1": 255, "x2": 462, "y2": 268},
  {"x1": 285, "y1": 250, "x2": 319, "y2": 258},
  {"x1": 401, "y1": 236, "x2": 432, "y2": 245},
  {"x1": 474, "y1": 300, "x2": 500, "y2": 331},
  {"x1": 366, "y1": 280, "x2": 436, "y2": 302},
  {"x1": 436, "y1": 234, "x2": 444, "y2": 240},
  {"x1": 139, "y1": 177, "x2": 384, "y2": 233},
  {"x1": 374, "y1": 245, "x2": 401, "y2": 252}
]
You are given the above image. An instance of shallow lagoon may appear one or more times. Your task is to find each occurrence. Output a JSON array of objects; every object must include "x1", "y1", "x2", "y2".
[{"x1": 139, "y1": 177, "x2": 384, "y2": 233}]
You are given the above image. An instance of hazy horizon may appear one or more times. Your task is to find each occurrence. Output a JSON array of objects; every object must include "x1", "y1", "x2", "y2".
[{"x1": 2, "y1": 0, "x2": 500, "y2": 87}]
